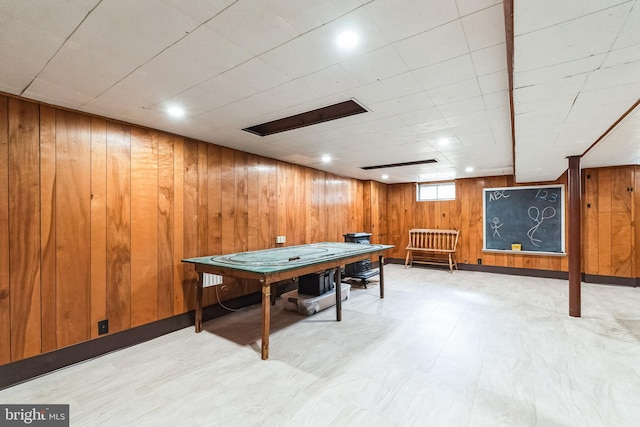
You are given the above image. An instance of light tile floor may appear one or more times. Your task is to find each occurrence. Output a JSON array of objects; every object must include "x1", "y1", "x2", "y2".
[{"x1": 2, "y1": 265, "x2": 640, "y2": 426}]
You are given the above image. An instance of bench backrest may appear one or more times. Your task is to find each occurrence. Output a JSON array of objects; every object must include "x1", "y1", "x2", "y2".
[{"x1": 408, "y1": 229, "x2": 459, "y2": 251}]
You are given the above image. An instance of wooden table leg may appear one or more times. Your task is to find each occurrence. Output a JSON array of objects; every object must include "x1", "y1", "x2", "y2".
[
  {"x1": 379, "y1": 255, "x2": 385, "y2": 299},
  {"x1": 261, "y1": 280, "x2": 270, "y2": 360},
  {"x1": 195, "y1": 272, "x2": 203, "y2": 333},
  {"x1": 335, "y1": 267, "x2": 342, "y2": 321}
]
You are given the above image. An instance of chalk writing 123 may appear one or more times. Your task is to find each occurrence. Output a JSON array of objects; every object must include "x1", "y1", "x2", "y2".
[{"x1": 535, "y1": 189, "x2": 557, "y2": 203}]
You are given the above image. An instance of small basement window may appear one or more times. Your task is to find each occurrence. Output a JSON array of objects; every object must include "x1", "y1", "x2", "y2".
[{"x1": 417, "y1": 182, "x2": 456, "y2": 201}]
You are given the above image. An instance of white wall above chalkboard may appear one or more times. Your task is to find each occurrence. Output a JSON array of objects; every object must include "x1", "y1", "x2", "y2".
[{"x1": 483, "y1": 185, "x2": 566, "y2": 255}]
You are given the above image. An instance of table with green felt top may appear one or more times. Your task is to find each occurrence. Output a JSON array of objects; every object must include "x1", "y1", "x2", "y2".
[{"x1": 183, "y1": 242, "x2": 394, "y2": 360}]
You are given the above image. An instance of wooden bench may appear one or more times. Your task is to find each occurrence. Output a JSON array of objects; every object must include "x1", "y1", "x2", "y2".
[{"x1": 405, "y1": 229, "x2": 459, "y2": 273}]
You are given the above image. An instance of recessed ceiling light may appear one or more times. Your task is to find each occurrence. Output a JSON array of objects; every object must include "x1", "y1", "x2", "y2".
[
  {"x1": 465, "y1": 166, "x2": 474, "y2": 173},
  {"x1": 337, "y1": 31, "x2": 360, "y2": 48},
  {"x1": 381, "y1": 174, "x2": 389, "y2": 180},
  {"x1": 167, "y1": 106, "x2": 185, "y2": 118},
  {"x1": 321, "y1": 155, "x2": 331, "y2": 163}
]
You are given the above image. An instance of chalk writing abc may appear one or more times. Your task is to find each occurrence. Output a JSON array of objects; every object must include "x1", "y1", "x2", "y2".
[{"x1": 4, "y1": 407, "x2": 66, "y2": 424}]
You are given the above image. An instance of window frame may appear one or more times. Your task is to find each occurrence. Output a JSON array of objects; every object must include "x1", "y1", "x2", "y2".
[{"x1": 416, "y1": 182, "x2": 456, "y2": 202}]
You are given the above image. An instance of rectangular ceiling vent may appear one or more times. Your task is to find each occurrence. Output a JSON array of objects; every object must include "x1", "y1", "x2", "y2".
[
  {"x1": 361, "y1": 159, "x2": 439, "y2": 170},
  {"x1": 242, "y1": 99, "x2": 367, "y2": 136}
]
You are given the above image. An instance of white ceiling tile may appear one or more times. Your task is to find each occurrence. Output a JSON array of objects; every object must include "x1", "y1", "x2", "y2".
[
  {"x1": 0, "y1": 1, "x2": 92, "y2": 96},
  {"x1": 393, "y1": 20, "x2": 469, "y2": 70},
  {"x1": 265, "y1": 0, "x2": 365, "y2": 33},
  {"x1": 260, "y1": 34, "x2": 336, "y2": 79},
  {"x1": 397, "y1": 106, "x2": 445, "y2": 126},
  {"x1": 163, "y1": 0, "x2": 237, "y2": 22},
  {"x1": 470, "y1": 43, "x2": 507, "y2": 76},
  {"x1": 514, "y1": 95, "x2": 575, "y2": 119},
  {"x1": 96, "y1": 26, "x2": 256, "y2": 109},
  {"x1": 478, "y1": 70, "x2": 508, "y2": 94},
  {"x1": 456, "y1": 0, "x2": 502, "y2": 16},
  {"x1": 513, "y1": 74, "x2": 587, "y2": 105},
  {"x1": 603, "y1": 44, "x2": 640, "y2": 68},
  {"x1": 148, "y1": 25, "x2": 254, "y2": 80},
  {"x1": 366, "y1": 0, "x2": 460, "y2": 42},
  {"x1": 340, "y1": 45, "x2": 409, "y2": 84},
  {"x1": 308, "y1": 7, "x2": 391, "y2": 61},
  {"x1": 486, "y1": 105, "x2": 510, "y2": 124},
  {"x1": 0, "y1": 67, "x2": 33, "y2": 95},
  {"x1": 482, "y1": 91, "x2": 510, "y2": 109},
  {"x1": 426, "y1": 78, "x2": 482, "y2": 106},
  {"x1": 347, "y1": 72, "x2": 424, "y2": 106},
  {"x1": 572, "y1": 83, "x2": 640, "y2": 112},
  {"x1": 168, "y1": 73, "x2": 258, "y2": 116},
  {"x1": 447, "y1": 111, "x2": 490, "y2": 128},
  {"x1": 408, "y1": 119, "x2": 452, "y2": 136},
  {"x1": 582, "y1": 60, "x2": 640, "y2": 92},
  {"x1": 24, "y1": 78, "x2": 102, "y2": 110},
  {"x1": 74, "y1": 0, "x2": 200, "y2": 60},
  {"x1": 227, "y1": 57, "x2": 290, "y2": 92},
  {"x1": 34, "y1": 1, "x2": 203, "y2": 100},
  {"x1": 369, "y1": 92, "x2": 435, "y2": 116},
  {"x1": 514, "y1": 4, "x2": 631, "y2": 71},
  {"x1": 515, "y1": 0, "x2": 631, "y2": 36},
  {"x1": 228, "y1": 79, "x2": 323, "y2": 121},
  {"x1": 413, "y1": 55, "x2": 476, "y2": 90},
  {"x1": 300, "y1": 65, "x2": 361, "y2": 97},
  {"x1": 583, "y1": 107, "x2": 640, "y2": 167},
  {"x1": 514, "y1": 54, "x2": 605, "y2": 87},
  {"x1": 438, "y1": 96, "x2": 486, "y2": 117},
  {"x1": 205, "y1": 0, "x2": 298, "y2": 55},
  {"x1": 612, "y1": 1, "x2": 640, "y2": 50},
  {"x1": 461, "y1": 4, "x2": 505, "y2": 52}
]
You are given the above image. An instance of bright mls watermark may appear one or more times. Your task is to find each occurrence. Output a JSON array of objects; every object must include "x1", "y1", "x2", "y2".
[{"x1": 0, "y1": 405, "x2": 69, "y2": 426}]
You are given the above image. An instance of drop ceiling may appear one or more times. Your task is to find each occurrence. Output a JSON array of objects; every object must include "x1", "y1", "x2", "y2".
[{"x1": 0, "y1": 0, "x2": 638, "y2": 184}]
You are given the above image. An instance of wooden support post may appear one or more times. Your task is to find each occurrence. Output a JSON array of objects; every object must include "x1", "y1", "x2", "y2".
[{"x1": 568, "y1": 156, "x2": 581, "y2": 317}]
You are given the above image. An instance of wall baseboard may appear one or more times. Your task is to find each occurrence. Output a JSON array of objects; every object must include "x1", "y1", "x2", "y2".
[{"x1": 387, "y1": 258, "x2": 638, "y2": 286}]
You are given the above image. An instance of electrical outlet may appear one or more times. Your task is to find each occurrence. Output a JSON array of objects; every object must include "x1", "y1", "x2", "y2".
[
  {"x1": 275, "y1": 236, "x2": 286, "y2": 244},
  {"x1": 98, "y1": 319, "x2": 109, "y2": 335}
]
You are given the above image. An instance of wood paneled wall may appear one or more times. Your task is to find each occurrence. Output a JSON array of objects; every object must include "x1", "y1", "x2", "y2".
[
  {"x1": 385, "y1": 175, "x2": 571, "y2": 272},
  {"x1": 0, "y1": 96, "x2": 364, "y2": 364},
  {"x1": 583, "y1": 166, "x2": 636, "y2": 278}
]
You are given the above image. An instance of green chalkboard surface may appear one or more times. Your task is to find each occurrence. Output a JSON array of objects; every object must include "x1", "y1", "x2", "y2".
[{"x1": 483, "y1": 185, "x2": 565, "y2": 254}]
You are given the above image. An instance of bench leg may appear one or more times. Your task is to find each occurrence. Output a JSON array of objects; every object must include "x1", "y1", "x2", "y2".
[
  {"x1": 405, "y1": 250, "x2": 411, "y2": 268},
  {"x1": 448, "y1": 254, "x2": 453, "y2": 273}
]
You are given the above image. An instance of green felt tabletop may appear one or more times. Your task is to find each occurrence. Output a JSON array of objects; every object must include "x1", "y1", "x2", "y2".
[{"x1": 182, "y1": 242, "x2": 394, "y2": 274}]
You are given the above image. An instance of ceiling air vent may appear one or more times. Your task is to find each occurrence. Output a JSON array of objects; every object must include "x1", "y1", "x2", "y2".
[
  {"x1": 361, "y1": 159, "x2": 438, "y2": 170},
  {"x1": 242, "y1": 100, "x2": 367, "y2": 136}
]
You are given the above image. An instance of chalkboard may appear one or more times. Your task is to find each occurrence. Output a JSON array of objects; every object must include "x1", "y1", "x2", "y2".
[{"x1": 483, "y1": 185, "x2": 565, "y2": 255}]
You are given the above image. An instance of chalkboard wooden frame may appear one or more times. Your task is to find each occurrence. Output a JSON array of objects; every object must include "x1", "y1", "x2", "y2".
[{"x1": 483, "y1": 185, "x2": 566, "y2": 255}]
